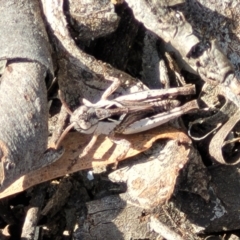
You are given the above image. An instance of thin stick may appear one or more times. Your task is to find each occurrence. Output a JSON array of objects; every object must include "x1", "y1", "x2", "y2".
[{"x1": 149, "y1": 216, "x2": 184, "y2": 240}]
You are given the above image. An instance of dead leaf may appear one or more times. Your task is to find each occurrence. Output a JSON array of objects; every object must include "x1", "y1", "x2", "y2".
[{"x1": 0, "y1": 125, "x2": 191, "y2": 199}]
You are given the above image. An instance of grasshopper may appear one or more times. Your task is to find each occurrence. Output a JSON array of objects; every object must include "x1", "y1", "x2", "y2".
[{"x1": 56, "y1": 83, "x2": 198, "y2": 161}]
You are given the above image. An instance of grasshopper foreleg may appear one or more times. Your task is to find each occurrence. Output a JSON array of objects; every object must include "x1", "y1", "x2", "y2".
[{"x1": 101, "y1": 77, "x2": 121, "y2": 100}]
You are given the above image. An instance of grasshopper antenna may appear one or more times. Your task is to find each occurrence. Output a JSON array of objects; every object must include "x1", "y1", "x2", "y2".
[
  {"x1": 55, "y1": 90, "x2": 75, "y2": 149},
  {"x1": 58, "y1": 90, "x2": 73, "y2": 115}
]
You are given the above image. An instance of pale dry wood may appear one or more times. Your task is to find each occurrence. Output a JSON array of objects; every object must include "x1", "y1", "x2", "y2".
[
  {"x1": 110, "y1": 139, "x2": 191, "y2": 208},
  {"x1": 0, "y1": 126, "x2": 190, "y2": 199}
]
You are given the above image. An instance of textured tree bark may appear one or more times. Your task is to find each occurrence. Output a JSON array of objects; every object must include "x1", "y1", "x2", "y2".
[
  {"x1": 0, "y1": 0, "x2": 61, "y2": 191},
  {"x1": 0, "y1": 62, "x2": 48, "y2": 189}
]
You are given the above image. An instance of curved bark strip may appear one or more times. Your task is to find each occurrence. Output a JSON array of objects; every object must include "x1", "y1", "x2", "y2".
[
  {"x1": 0, "y1": 0, "x2": 59, "y2": 191},
  {"x1": 41, "y1": 0, "x2": 148, "y2": 96},
  {"x1": 209, "y1": 110, "x2": 240, "y2": 165}
]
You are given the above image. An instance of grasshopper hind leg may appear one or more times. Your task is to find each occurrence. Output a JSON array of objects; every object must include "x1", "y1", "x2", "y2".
[{"x1": 101, "y1": 77, "x2": 121, "y2": 100}]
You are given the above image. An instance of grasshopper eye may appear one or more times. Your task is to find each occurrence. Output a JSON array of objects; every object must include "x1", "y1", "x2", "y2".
[{"x1": 77, "y1": 120, "x2": 92, "y2": 130}]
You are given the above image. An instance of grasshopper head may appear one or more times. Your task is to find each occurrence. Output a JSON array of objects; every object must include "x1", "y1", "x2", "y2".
[{"x1": 70, "y1": 106, "x2": 98, "y2": 133}]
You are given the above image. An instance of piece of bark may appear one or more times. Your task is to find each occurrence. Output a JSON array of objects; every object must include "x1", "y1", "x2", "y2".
[
  {"x1": 114, "y1": 127, "x2": 210, "y2": 206},
  {"x1": 41, "y1": 178, "x2": 72, "y2": 218},
  {"x1": 125, "y1": 0, "x2": 240, "y2": 94},
  {"x1": 73, "y1": 195, "x2": 159, "y2": 239},
  {"x1": 173, "y1": 0, "x2": 240, "y2": 166},
  {"x1": 109, "y1": 139, "x2": 191, "y2": 208},
  {"x1": 0, "y1": 0, "x2": 62, "y2": 191},
  {"x1": 184, "y1": 0, "x2": 240, "y2": 78},
  {"x1": 0, "y1": 126, "x2": 190, "y2": 199},
  {"x1": 0, "y1": 62, "x2": 54, "y2": 191},
  {"x1": 68, "y1": 0, "x2": 120, "y2": 41},
  {"x1": 209, "y1": 109, "x2": 240, "y2": 165},
  {"x1": 188, "y1": 82, "x2": 240, "y2": 165},
  {"x1": 125, "y1": 0, "x2": 199, "y2": 73},
  {"x1": 74, "y1": 194, "x2": 202, "y2": 240}
]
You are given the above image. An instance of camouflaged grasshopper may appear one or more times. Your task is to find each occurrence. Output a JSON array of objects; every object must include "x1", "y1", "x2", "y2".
[{"x1": 56, "y1": 83, "x2": 198, "y2": 160}]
